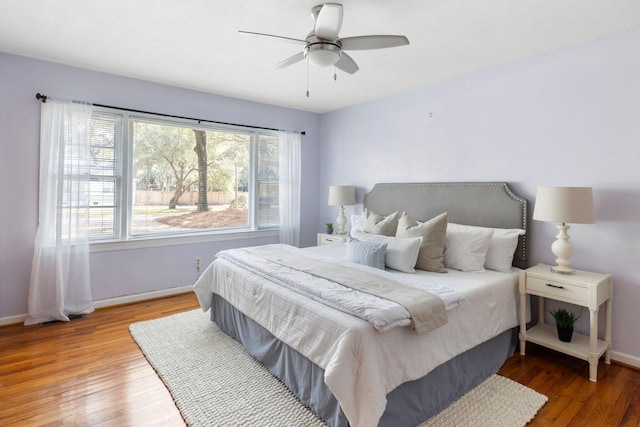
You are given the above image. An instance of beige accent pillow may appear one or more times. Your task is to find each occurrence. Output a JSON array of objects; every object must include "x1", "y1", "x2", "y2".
[
  {"x1": 396, "y1": 211, "x2": 448, "y2": 273},
  {"x1": 363, "y1": 209, "x2": 399, "y2": 236}
]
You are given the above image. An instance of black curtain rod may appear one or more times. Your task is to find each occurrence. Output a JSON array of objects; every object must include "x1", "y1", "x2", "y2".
[{"x1": 35, "y1": 93, "x2": 305, "y2": 136}]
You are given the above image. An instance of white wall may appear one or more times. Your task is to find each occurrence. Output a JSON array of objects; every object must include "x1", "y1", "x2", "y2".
[{"x1": 319, "y1": 29, "x2": 640, "y2": 362}]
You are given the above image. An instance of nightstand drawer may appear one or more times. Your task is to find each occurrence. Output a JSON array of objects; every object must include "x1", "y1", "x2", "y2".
[
  {"x1": 526, "y1": 276, "x2": 589, "y2": 304},
  {"x1": 317, "y1": 233, "x2": 347, "y2": 245}
]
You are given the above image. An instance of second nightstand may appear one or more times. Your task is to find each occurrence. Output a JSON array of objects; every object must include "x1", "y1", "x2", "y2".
[
  {"x1": 519, "y1": 263, "x2": 613, "y2": 382},
  {"x1": 317, "y1": 233, "x2": 347, "y2": 246}
]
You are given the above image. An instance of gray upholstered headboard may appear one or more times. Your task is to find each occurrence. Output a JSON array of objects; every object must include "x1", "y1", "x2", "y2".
[{"x1": 363, "y1": 182, "x2": 528, "y2": 269}]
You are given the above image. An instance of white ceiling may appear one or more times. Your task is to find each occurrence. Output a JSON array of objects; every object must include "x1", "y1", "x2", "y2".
[{"x1": 2, "y1": 1, "x2": 640, "y2": 113}]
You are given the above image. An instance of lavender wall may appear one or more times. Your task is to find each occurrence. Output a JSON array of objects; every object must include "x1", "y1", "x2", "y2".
[
  {"x1": 319, "y1": 29, "x2": 640, "y2": 362},
  {"x1": 0, "y1": 52, "x2": 321, "y2": 318}
]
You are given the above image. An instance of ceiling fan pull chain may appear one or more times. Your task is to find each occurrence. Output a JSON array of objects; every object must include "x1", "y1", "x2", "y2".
[
  {"x1": 306, "y1": 56, "x2": 310, "y2": 98},
  {"x1": 334, "y1": 66, "x2": 337, "y2": 81}
]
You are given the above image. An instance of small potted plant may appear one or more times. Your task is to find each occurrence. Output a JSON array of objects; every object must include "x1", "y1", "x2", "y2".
[
  {"x1": 550, "y1": 308, "x2": 580, "y2": 343},
  {"x1": 326, "y1": 222, "x2": 334, "y2": 234}
]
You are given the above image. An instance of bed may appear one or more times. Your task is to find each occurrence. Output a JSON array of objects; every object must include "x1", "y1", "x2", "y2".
[{"x1": 194, "y1": 182, "x2": 528, "y2": 427}]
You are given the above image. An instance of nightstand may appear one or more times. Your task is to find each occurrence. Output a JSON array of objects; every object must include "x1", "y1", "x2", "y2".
[
  {"x1": 519, "y1": 263, "x2": 613, "y2": 382},
  {"x1": 317, "y1": 233, "x2": 347, "y2": 246}
]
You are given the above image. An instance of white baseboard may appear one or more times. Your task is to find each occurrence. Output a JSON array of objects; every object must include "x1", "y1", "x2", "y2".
[
  {"x1": 92, "y1": 285, "x2": 193, "y2": 309},
  {"x1": 611, "y1": 350, "x2": 640, "y2": 370},
  {"x1": 0, "y1": 285, "x2": 193, "y2": 327},
  {"x1": 0, "y1": 314, "x2": 28, "y2": 327}
]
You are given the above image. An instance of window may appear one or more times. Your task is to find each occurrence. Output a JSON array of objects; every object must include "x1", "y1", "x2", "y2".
[
  {"x1": 88, "y1": 112, "x2": 120, "y2": 239},
  {"x1": 88, "y1": 108, "x2": 279, "y2": 243}
]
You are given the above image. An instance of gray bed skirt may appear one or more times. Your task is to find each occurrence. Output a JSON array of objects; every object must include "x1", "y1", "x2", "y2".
[{"x1": 211, "y1": 293, "x2": 518, "y2": 427}]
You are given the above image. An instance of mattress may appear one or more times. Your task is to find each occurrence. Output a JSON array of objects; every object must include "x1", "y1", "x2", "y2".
[{"x1": 194, "y1": 243, "x2": 522, "y2": 427}]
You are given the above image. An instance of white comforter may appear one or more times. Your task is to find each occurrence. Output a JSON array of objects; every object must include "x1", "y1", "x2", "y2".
[
  {"x1": 214, "y1": 244, "x2": 462, "y2": 333},
  {"x1": 193, "y1": 244, "x2": 520, "y2": 427}
]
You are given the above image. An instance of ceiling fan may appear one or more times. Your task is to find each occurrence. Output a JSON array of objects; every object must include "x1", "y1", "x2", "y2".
[{"x1": 239, "y1": 3, "x2": 409, "y2": 75}]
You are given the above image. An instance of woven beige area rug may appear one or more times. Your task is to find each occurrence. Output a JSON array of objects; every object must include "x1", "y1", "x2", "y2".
[{"x1": 130, "y1": 309, "x2": 547, "y2": 427}]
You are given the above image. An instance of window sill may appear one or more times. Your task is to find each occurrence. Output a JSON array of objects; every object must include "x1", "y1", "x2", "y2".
[{"x1": 90, "y1": 229, "x2": 279, "y2": 252}]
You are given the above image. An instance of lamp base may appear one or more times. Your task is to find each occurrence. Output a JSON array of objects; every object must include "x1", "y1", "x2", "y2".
[
  {"x1": 550, "y1": 223, "x2": 575, "y2": 275},
  {"x1": 336, "y1": 205, "x2": 347, "y2": 235},
  {"x1": 551, "y1": 265, "x2": 575, "y2": 275}
]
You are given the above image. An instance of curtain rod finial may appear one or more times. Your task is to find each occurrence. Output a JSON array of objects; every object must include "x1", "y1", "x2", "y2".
[{"x1": 36, "y1": 93, "x2": 48, "y2": 103}]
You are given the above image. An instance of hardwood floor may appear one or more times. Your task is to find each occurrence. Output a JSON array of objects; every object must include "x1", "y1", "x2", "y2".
[
  {"x1": 1, "y1": 293, "x2": 638, "y2": 426},
  {"x1": 0, "y1": 293, "x2": 197, "y2": 427},
  {"x1": 500, "y1": 344, "x2": 640, "y2": 426}
]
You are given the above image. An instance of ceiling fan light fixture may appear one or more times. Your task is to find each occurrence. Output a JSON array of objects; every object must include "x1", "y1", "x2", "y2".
[{"x1": 305, "y1": 42, "x2": 341, "y2": 67}]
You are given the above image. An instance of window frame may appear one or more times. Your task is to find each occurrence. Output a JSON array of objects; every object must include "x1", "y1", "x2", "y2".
[{"x1": 90, "y1": 107, "x2": 280, "y2": 252}]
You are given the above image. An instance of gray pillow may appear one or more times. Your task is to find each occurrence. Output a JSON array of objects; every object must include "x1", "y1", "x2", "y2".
[
  {"x1": 396, "y1": 211, "x2": 448, "y2": 273},
  {"x1": 363, "y1": 208, "x2": 399, "y2": 236},
  {"x1": 346, "y1": 235, "x2": 387, "y2": 270}
]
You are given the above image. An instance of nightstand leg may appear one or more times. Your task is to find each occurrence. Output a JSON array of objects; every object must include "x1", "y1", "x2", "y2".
[
  {"x1": 589, "y1": 308, "x2": 599, "y2": 382},
  {"x1": 604, "y1": 296, "x2": 612, "y2": 364},
  {"x1": 519, "y1": 290, "x2": 526, "y2": 355}
]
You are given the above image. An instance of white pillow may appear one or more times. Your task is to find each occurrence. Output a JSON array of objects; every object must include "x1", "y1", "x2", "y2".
[
  {"x1": 349, "y1": 230, "x2": 422, "y2": 273},
  {"x1": 448, "y1": 223, "x2": 525, "y2": 272},
  {"x1": 350, "y1": 213, "x2": 365, "y2": 233},
  {"x1": 444, "y1": 227, "x2": 493, "y2": 271},
  {"x1": 485, "y1": 228, "x2": 525, "y2": 272}
]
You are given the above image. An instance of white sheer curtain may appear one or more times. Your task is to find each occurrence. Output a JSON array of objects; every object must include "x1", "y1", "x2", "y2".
[
  {"x1": 25, "y1": 99, "x2": 94, "y2": 325},
  {"x1": 278, "y1": 131, "x2": 301, "y2": 247}
]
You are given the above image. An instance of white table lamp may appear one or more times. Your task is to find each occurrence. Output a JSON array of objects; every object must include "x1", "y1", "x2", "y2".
[
  {"x1": 328, "y1": 185, "x2": 356, "y2": 235},
  {"x1": 533, "y1": 186, "x2": 594, "y2": 274}
]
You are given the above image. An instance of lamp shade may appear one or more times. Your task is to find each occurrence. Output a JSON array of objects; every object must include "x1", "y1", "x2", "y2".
[
  {"x1": 328, "y1": 185, "x2": 356, "y2": 206},
  {"x1": 533, "y1": 186, "x2": 595, "y2": 224}
]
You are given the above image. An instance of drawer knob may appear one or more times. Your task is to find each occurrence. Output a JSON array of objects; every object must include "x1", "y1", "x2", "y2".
[{"x1": 546, "y1": 283, "x2": 565, "y2": 289}]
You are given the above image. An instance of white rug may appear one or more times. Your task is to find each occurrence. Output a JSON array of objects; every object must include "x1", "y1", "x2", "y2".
[{"x1": 130, "y1": 309, "x2": 547, "y2": 427}]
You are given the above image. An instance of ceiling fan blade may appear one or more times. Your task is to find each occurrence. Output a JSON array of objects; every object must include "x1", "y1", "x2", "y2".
[
  {"x1": 238, "y1": 30, "x2": 307, "y2": 45},
  {"x1": 273, "y1": 52, "x2": 306, "y2": 70},
  {"x1": 335, "y1": 52, "x2": 359, "y2": 74},
  {"x1": 341, "y1": 35, "x2": 409, "y2": 50},
  {"x1": 314, "y1": 3, "x2": 343, "y2": 40}
]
